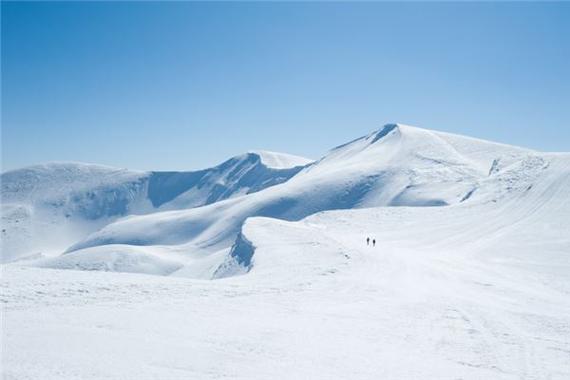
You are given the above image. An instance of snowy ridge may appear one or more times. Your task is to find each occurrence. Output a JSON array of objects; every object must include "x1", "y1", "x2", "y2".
[
  {"x1": 1, "y1": 162, "x2": 146, "y2": 206},
  {"x1": 151, "y1": 151, "x2": 311, "y2": 210},
  {"x1": 38, "y1": 123, "x2": 563, "y2": 282},
  {"x1": 63, "y1": 124, "x2": 534, "y2": 257},
  {"x1": 247, "y1": 150, "x2": 312, "y2": 169},
  {"x1": 1, "y1": 151, "x2": 311, "y2": 262},
  {"x1": 237, "y1": 152, "x2": 569, "y2": 282}
]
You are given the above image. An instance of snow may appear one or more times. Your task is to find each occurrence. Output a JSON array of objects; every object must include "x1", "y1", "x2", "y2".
[
  {"x1": 2, "y1": 124, "x2": 569, "y2": 379},
  {"x1": 1, "y1": 151, "x2": 311, "y2": 263},
  {"x1": 247, "y1": 150, "x2": 312, "y2": 169},
  {"x1": 63, "y1": 124, "x2": 535, "y2": 270},
  {"x1": 36, "y1": 244, "x2": 184, "y2": 275},
  {"x1": 0, "y1": 162, "x2": 146, "y2": 206}
]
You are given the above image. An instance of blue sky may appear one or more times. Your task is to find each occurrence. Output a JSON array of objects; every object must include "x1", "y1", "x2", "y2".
[{"x1": 2, "y1": 2, "x2": 569, "y2": 171}]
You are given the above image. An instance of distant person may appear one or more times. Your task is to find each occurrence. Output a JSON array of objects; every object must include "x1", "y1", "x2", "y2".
[
  {"x1": 372, "y1": 239, "x2": 376, "y2": 247},
  {"x1": 366, "y1": 237, "x2": 370, "y2": 246}
]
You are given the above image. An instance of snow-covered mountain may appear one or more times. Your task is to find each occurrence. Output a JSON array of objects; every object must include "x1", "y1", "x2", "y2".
[
  {"x1": 21, "y1": 123, "x2": 566, "y2": 279},
  {"x1": 4, "y1": 123, "x2": 570, "y2": 379},
  {"x1": 0, "y1": 151, "x2": 311, "y2": 262}
]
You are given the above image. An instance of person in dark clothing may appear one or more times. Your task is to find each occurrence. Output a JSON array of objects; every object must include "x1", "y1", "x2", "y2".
[
  {"x1": 372, "y1": 239, "x2": 376, "y2": 247},
  {"x1": 366, "y1": 237, "x2": 370, "y2": 246}
]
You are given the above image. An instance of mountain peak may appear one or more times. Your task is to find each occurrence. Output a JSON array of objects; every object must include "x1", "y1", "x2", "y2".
[
  {"x1": 244, "y1": 150, "x2": 312, "y2": 169},
  {"x1": 370, "y1": 123, "x2": 401, "y2": 144}
]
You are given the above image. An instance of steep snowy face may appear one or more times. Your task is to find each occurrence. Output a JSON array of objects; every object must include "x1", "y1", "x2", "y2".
[
  {"x1": 149, "y1": 151, "x2": 311, "y2": 210},
  {"x1": 1, "y1": 152, "x2": 311, "y2": 262}
]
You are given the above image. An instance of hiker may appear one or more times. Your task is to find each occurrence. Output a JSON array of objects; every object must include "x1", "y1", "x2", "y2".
[
  {"x1": 366, "y1": 237, "x2": 370, "y2": 246},
  {"x1": 372, "y1": 239, "x2": 376, "y2": 247}
]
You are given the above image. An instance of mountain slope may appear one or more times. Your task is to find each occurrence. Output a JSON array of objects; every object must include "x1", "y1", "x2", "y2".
[
  {"x1": 221, "y1": 152, "x2": 569, "y2": 280},
  {"x1": 4, "y1": 150, "x2": 569, "y2": 380},
  {"x1": 149, "y1": 151, "x2": 311, "y2": 210},
  {"x1": 55, "y1": 124, "x2": 549, "y2": 278},
  {"x1": 1, "y1": 151, "x2": 311, "y2": 262}
]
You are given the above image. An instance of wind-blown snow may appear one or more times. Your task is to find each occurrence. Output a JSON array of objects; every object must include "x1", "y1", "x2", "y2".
[{"x1": 248, "y1": 150, "x2": 312, "y2": 169}]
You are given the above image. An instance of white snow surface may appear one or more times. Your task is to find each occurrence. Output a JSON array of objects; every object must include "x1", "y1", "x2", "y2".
[
  {"x1": 2, "y1": 123, "x2": 569, "y2": 379},
  {"x1": 62, "y1": 124, "x2": 536, "y2": 267},
  {"x1": 1, "y1": 152, "x2": 310, "y2": 262},
  {"x1": 248, "y1": 149, "x2": 313, "y2": 169}
]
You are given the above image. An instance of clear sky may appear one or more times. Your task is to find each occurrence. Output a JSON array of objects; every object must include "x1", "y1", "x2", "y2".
[{"x1": 2, "y1": 2, "x2": 569, "y2": 172}]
